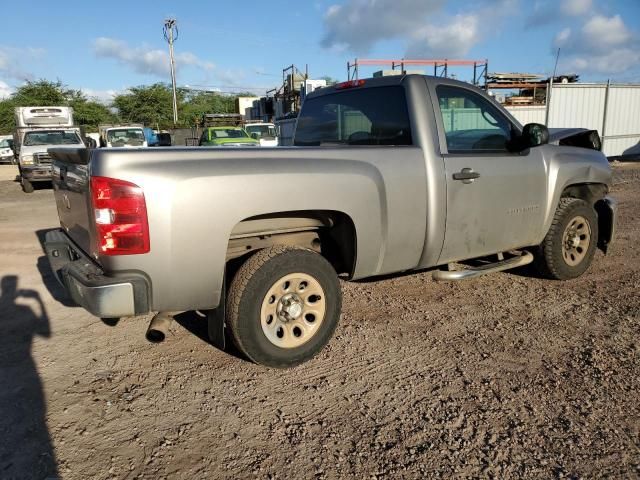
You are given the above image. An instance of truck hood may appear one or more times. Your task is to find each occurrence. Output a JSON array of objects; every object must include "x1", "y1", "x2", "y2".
[
  {"x1": 548, "y1": 128, "x2": 601, "y2": 151},
  {"x1": 21, "y1": 143, "x2": 85, "y2": 155}
]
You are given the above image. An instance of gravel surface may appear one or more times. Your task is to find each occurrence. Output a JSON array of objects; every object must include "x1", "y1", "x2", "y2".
[{"x1": 0, "y1": 165, "x2": 638, "y2": 479}]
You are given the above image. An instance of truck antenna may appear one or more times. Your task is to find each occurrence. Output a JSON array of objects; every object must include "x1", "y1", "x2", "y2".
[{"x1": 552, "y1": 48, "x2": 561, "y2": 79}]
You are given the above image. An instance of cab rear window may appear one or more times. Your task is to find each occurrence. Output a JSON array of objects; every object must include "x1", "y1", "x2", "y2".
[{"x1": 294, "y1": 86, "x2": 412, "y2": 146}]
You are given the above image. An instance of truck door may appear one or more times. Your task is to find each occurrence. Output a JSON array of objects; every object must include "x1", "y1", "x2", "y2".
[{"x1": 429, "y1": 83, "x2": 547, "y2": 264}]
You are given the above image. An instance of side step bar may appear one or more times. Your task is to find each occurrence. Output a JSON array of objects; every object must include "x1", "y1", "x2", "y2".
[{"x1": 432, "y1": 251, "x2": 534, "y2": 282}]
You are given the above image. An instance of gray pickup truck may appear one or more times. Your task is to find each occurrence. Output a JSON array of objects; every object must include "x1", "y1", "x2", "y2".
[{"x1": 45, "y1": 75, "x2": 616, "y2": 368}]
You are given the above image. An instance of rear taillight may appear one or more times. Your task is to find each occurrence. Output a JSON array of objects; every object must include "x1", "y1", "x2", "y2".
[
  {"x1": 90, "y1": 176, "x2": 150, "y2": 255},
  {"x1": 335, "y1": 79, "x2": 366, "y2": 89}
]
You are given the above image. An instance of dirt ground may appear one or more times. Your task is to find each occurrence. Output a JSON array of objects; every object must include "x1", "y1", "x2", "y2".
[{"x1": 0, "y1": 164, "x2": 638, "y2": 479}]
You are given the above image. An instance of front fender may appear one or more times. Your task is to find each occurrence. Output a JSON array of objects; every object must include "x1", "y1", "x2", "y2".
[{"x1": 540, "y1": 146, "x2": 612, "y2": 242}]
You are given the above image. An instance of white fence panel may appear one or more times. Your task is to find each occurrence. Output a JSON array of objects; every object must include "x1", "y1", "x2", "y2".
[
  {"x1": 602, "y1": 85, "x2": 640, "y2": 156},
  {"x1": 505, "y1": 106, "x2": 546, "y2": 126},
  {"x1": 604, "y1": 86, "x2": 640, "y2": 136},
  {"x1": 548, "y1": 84, "x2": 607, "y2": 134},
  {"x1": 603, "y1": 137, "x2": 640, "y2": 156},
  {"x1": 505, "y1": 84, "x2": 640, "y2": 156}
]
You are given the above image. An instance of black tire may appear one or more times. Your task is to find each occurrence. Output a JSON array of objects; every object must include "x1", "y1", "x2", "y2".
[
  {"x1": 21, "y1": 177, "x2": 34, "y2": 193},
  {"x1": 226, "y1": 246, "x2": 341, "y2": 368},
  {"x1": 534, "y1": 198, "x2": 598, "y2": 280}
]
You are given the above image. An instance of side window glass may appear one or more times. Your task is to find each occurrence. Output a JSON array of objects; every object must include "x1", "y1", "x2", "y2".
[{"x1": 436, "y1": 85, "x2": 512, "y2": 153}]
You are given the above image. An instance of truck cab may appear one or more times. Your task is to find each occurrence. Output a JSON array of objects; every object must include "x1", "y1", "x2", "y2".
[
  {"x1": 99, "y1": 125, "x2": 148, "y2": 148},
  {"x1": 245, "y1": 122, "x2": 278, "y2": 147},
  {"x1": 14, "y1": 106, "x2": 85, "y2": 192}
]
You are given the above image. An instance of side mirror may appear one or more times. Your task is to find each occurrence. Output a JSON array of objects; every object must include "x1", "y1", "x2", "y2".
[
  {"x1": 250, "y1": 132, "x2": 259, "y2": 140},
  {"x1": 522, "y1": 123, "x2": 549, "y2": 148}
]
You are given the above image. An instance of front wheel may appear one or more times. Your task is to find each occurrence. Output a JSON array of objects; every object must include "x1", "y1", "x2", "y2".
[
  {"x1": 534, "y1": 198, "x2": 598, "y2": 280},
  {"x1": 21, "y1": 176, "x2": 34, "y2": 193},
  {"x1": 226, "y1": 246, "x2": 342, "y2": 368}
]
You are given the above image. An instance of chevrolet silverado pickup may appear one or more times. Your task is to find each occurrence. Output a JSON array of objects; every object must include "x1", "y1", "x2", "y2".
[{"x1": 45, "y1": 75, "x2": 617, "y2": 368}]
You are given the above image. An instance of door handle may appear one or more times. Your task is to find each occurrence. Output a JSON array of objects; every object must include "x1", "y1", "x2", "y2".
[{"x1": 453, "y1": 168, "x2": 480, "y2": 184}]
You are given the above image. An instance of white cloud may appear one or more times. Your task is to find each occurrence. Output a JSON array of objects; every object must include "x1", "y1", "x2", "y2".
[
  {"x1": 562, "y1": 47, "x2": 640, "y2": 75},
  {"x1": 555, "y1": 27, "x2": 572, "y2": 44},
  {"x1": 321, "y1": 0, "x2": 515, "y2": 58},
  {"x1": 93, "y1": 37, "x2": 214, "y2": 77},
  {"x1": 0, "y1": 80, "x2": 13, "y2": 99},
  {"x1": 0, "y1": 46, "x2": 44, "y2": 81},
  {"x1": 561, "y1": 0, "x2": 592, "y2": 16},
  {"x1": 81, "y1": 88, "x2": 120, "y2": 104},
  {"x1": 321, "y1": 0, "x2": 445, "y2": 53},
  {"x1": 580, "y1": 14, "x2": 631, "y2": 50},
  {"x1": 407, "y1": 14, "x2": 479, "y2": 58},
  {"x1": 527, "y1": 0, "x2": 592, "y2": 27},
  {"x1": 554, "y1": 14, "x2": 639, "y2": 74}
]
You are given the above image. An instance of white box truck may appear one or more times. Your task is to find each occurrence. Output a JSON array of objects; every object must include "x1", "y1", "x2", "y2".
[{"x1": 14, "y1": 106, "x2": 85, "y2": 193}]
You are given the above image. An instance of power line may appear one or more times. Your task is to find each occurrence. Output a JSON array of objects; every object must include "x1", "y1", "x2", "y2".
[{"x1": 182, "y1": 84, "x2": 273, "y2": 91}]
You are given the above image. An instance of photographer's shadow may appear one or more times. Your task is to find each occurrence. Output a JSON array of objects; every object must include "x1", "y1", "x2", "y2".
[{"x1": 0, "y1": 275, "x2": 58, "y2": 478}]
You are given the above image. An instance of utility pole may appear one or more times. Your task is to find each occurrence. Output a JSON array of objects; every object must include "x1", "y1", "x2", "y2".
[{"x1": 164, "y1": 18, "x2": 179, "y2": 124}]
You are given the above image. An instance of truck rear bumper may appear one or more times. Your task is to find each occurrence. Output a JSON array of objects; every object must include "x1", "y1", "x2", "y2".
[{"x1": 44, "y1": 229, "x2": 150, "y2": 318}]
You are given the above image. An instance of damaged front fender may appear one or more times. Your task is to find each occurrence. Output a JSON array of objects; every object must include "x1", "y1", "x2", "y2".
[{"x1": 549, "y1": 128, "x2": 602, "y2": 151}]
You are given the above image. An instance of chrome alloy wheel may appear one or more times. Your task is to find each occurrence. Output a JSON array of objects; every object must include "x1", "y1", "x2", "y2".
[
  {"x1": 562, "y1": 215, "x2": 591, "y2": 267},
  {"x1": 260, "y1": 273, "x2": 327, "y2": 349}
]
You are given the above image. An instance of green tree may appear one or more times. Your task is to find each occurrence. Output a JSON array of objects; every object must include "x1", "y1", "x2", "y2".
[
  {"x1": 12, "y1": 79, "x2": 69, "y2": 105},
  {"x1": 319, "y1": 75, "x2": 339, "y2": 86},
  {"x1": 0, "y1": 80, "x2": 114, "y2": 133},
  {"x1": 0, "y1": 100, "x2": 16, "y2": 135},
  {"x1": 112, "y1": 83, "x2": 181, "y2": 127},
  {"x1": 70, "y1": 96, "x2": 116, "y2": 129},
  {"x1": 180, "y1": 90, "x2": 237, "y2": 126}
]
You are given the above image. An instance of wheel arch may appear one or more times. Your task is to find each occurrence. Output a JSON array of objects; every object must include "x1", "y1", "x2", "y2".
[
  {"x1": 559, "y1": 183, "x2": 612, "y2": 253},
  {"x1": 227, "y1": 210, "x2": 358, "y2": 278},
  {"x1": 560, "y1": 182, "x2": 608, "y2": 205}
]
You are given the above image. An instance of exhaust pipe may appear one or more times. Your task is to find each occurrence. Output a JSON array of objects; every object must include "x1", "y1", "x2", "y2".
[{"x1": 146, "y1": 312, "x2": 175, "y2": 343}]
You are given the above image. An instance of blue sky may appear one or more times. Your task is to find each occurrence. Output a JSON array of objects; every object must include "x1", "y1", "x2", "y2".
[{"x1": 0, "y1": 0, "x2": 638, "y2": 102}]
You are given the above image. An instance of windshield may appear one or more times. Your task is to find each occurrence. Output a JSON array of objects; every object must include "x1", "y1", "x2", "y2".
[
  {"x1": 0, "y1": 139, "x2": 11, "y2": 149},
  {"x1": 107, "y1": 128, "x2": 145, "y2": 146},
  {"x1": 23, "y1": 130, "x2": 82, "y2": 146},
  {"x1": 210, "y1": 128, "x2": 251, "y2": 139},
  {"x1": 245, "y1": 125, "x2": 276, "y2": 139}
]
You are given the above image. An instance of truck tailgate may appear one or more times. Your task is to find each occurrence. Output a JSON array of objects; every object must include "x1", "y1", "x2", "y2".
[{"x1": 50, "y1": 148, "x2": 95, "y2": 257}]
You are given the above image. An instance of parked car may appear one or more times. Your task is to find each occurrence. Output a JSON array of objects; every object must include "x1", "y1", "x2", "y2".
[
  {"x1": 245, "y1": 122, "x2": 278, "y2": 147},
  {"x1": 622, "y1": 141, "x2": 640, "y2": 158},
  {"x1": 98, "y1": 124, "x2": 147, "y2": 148},
  {"x1": 143, "y1": 127, "x2": 159, "y2": 147},
  {"x1": 0, "y1": 137, "x2": 14, "y2": 164},
  {"x1": 45, "y1": 74, "x2": 616, "y2": 368},
  {"x1": 199, "y1": 126, "x2": 259, "y2": 147}
]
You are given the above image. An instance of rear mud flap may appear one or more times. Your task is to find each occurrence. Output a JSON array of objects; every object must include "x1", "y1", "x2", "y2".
[{"x1": 207, "y1": 272, "x2": 226, "y2": 350}]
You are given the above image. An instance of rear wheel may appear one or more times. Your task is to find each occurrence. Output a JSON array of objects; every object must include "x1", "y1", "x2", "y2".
[
  {"x1": 226, "y1": 246, "x2": 341, "y2": 368},
  {"x1": 534, "y1": 198, "x2": 598, "y2": 279}
]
